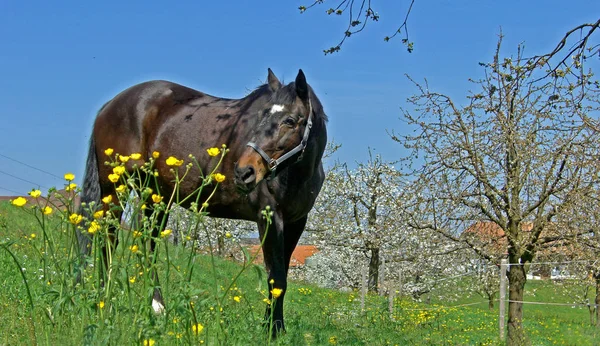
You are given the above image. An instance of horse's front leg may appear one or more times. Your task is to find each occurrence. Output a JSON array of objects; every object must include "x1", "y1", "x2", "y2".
[{"x1": 258, "y1": 209, "x2": 287, "y2": 336}]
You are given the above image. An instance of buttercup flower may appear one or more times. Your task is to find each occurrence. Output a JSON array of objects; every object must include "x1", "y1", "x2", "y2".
[
  {"x1": 30, "y1": 233, "x2": 36, "y2": 239},
  {"x1": 88, "y1": 221, "x2": 100, "y2": 235},
  {"x1": 192, "y1": 323, "x2": 204, "y2": 334},
  {"x1": 42, "y1": 206, "x2": 53, "y2": 215},
  {"x1": 160, "y1": 229, "x2": 172, "y2": 238},
  {"x1": 130, "y1": 153, "x2": 142, "y2": 160},
  {"x1": 166, "y1": 156, "x2": 184, "y2": 167},
  {"x1": 28, "y1": 189, "x2": 42, "y2": 198},
  {"x1": 129, "y1": 244, "x2": 139, "y2": 253},
  {"x1": 132, "y1": 230, "x2": 142, "y2": 238},
  {"x1": 271, "y1": 288, "x2": 283, "y2": 298},
  {"x1": 116, "y1": 185, "x2": 127, "y2": 193},
  {"x1": 11, "y1": 197, "x2": 27, "y2": 207},
  {"x1": 69, "y1": 213, "x2": 83, "y2": 225},
  {"x1": 269, "y1": 279, "x2": 275, "y2": 285},
  {"x1": 102, "y1": 195, "x2": 112, "y2": 204},
  {"x1": 151, "y1": 194, "x2": 163, "y2": 203},
  {"x1": 213, "y1": 173, "x2": 226, "y2": 183},
  {"x1": 64, "y1": 173, "x2": 75, "y2": 181},
  {"x1": 118, "y1": 155, "x2": 130, "y2": 163},
  {"x1": 225, "y1": 232, "x2": 232, "y2": 238},
  {"x1": 93, "y1": 210, "x2": 104, "y2": 219},
  {"x1": 66, "y1": 183, "x2": 77, "y2": 192},
  {"x1": 129, "y1": 276, "x2": 136, "y2": 284},
  {"x1": 152, "y1": 151, "x2": 160, "y2": 159},
  {"x1": 113, "y1": 166, "x2": 126, "y2": 176},
  {"x1": 108, "y1": 174, "x2": 119, "y2": 183},
  {"x1": 104, "y1": 148, "x2": 114, "y2": 156},
  {"x1": 207, "y1": 147, "x2": 220, "y2": 157},
  {"x1": 233, "y1": 296, "x2": 241, "y2": 303},
  {"x1": 98, "y1": 301, "x2": 105, "y2": 309},
  {"x1": 143, "y1": 339, "x2": 155, "y2": 346}
]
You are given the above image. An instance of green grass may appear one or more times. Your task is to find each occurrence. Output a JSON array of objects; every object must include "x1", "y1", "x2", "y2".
[{"x1": 1, "y1": 200, "x2": 599, "y2": 345}]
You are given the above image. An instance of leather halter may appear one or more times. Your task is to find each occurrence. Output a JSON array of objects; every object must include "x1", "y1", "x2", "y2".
[{"x1": 246, "y1": 100, "x2": 313, "y2": 174}]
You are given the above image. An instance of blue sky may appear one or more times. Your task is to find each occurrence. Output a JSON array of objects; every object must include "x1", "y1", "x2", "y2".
[{"x1": 0, "y1": 1, "x2": 598, "y2": 196}]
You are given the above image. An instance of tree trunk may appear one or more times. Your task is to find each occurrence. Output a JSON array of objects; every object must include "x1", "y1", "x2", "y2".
[
  {"x1": 368, "y1": 247, "x2": 380, "y2": 292},
  {"x1": 507, "y1": 260, "x2": 527, "y2": 345},
  {"x1": 217, "y1": 235, "x2": 225, "y2": 257},
  {"x1": 595, "y1": 271, "x2": 600, "y2": 328},
  {"x1": 488, "y1": 292, "x2": 495, "y2": 310}
]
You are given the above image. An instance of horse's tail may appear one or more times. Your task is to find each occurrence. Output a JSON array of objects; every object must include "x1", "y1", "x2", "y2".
[{"x1": 77, "y1": 134, "x2": 101, "y2": 257}]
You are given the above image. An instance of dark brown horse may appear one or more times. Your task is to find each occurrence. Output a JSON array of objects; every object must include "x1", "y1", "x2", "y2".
[{"x1": 77, "y1": 69, "x2": 327, "y2": 334}]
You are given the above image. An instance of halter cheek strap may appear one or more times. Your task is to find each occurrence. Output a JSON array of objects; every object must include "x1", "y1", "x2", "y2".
[{"x1": 247, "y1": 100, "x2": 313, "y2": 173}]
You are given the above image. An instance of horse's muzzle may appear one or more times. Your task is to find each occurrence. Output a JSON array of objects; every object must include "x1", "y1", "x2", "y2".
[{"x1": 234, "y1": 164, "x2": 256, "y2": 192}]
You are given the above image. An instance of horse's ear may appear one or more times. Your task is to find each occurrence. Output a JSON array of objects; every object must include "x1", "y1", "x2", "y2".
[
  {"x1": 267, "y1": 68, "x2": 281, "y2": 92},
  {"x1": 295, "y1": 69, "x2": 309, "y2": 102}
]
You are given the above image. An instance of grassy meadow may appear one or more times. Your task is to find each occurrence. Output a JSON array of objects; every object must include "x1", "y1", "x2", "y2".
[{"x1": 1, "y1": 198, "x2": 599, "y2": 345}]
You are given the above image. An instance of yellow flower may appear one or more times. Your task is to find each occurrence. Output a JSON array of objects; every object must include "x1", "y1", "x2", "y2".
[
  {"x1": 143, "y1": 339, "x2": 155, "y2": 346},
  {"x1": 129, "y1": 244, "x2": 139, "y2": 253},
  {"x1": 233, "y1": 296, "x2": 241, "y2": 303},
  {"x1": 271, "y1": 288, "x2": 283, "y2": 298},
  {"x1": 213, "y1": 173, "x2": 226, "y2": 183},
  {"x1": 225, "y1": 232, "x2": 232, "y2": 238},
  {"x1": 112, "y1": 166, "x2": 126, "y2": 176},
  {"x1": 102, "y1": 195, "x2": 112, "y2": 204},
  {"x1": 42, "y1": 206, "x2": 53, "y2": 215},
  {"x1": 132, "y1": 230, "x2": 142, "y2": 238},
  {"x1": 207, "y1": 147, "x2": 220, "y2": 157},
  {"x1": 88, "y1": 221, "x2": 100, "y2": 235},
  {"x1": 166, "y1": 156, "x2": 183, "y2": 167},
  {"x1": 30, "y1": 233, "x2": 36, "y2": 239},
  {"x1": 69, "y1": 213, "x2": 83, "y2": 225},
  {"x1": 11, "y1": 197, "x2": 27, "y2": 207},
  {"x1": 118, "y1": 155, "x2": 130, "y2": 163},
  {"x1": 140, "y1": 203, "x2": 147, "y2": 210},
  {"x1": 329, "y1": 336, "x2": 337, "y2": 344},
  {"x1": 269, "y1": 279, "x2": 275, "y2": 285},
  {"x1": 28, "y1": 189, "x2": 42, "y2": 198},
  {"x1": 130, "y1": 153, "x2": 142, "y2": 160},
  {"x1": 160, "y1": 229, "x2": 172, "y2": 238},
  {"x1": 192, "y1": 323, "x2": 204, "y2": 334},
  {"x1": 98, "y1": 301, "x2": 105, "y2": 309},
  {"x1": 64, "y1": 173, "x2": 75, "y2": 181},
  {"x1": 151, "y1": 194, "x2": 163, "y2": 203},
  {"x1": 108, "y1": 173, "x2": 119, "y2": 183},
  {"x1": 263, "y1": 298, "x2": 271, "y2": 305},
  {"x1": 129, "y1": 276, "x2": 136, "y2": 284},
  {"x1": 104, "y1": 148, "x2": 114, "y2": 156},
  {"x1": 115, "y1": 184, "x2": 127, "y2": 193},
  {"x1": 93, "y1": 210, "x2": 104, "y2": 219},
  {"x1": 66, "y1": 183, "x2": 77, "y2": 191},
  {"x1": 152, "y1": 151, "x2": 160, "y2": 159}
]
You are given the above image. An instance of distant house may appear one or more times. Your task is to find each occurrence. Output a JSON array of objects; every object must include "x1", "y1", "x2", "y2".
[{"x1": 245, "y1": 244, "x2": 319, "y2": 268}]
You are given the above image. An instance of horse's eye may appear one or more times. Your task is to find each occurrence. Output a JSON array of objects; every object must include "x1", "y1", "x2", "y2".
[{"x1": 282, "y1": 118, "x2": 296, "y2": 127}]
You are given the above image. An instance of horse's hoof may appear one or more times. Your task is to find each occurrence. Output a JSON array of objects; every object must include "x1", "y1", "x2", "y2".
[{"x1": 152, "y1": 298, "x2": 165, "y2": 314}]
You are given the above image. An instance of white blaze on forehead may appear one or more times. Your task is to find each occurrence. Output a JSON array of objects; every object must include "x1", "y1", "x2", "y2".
[{"x1": 270, "y1": 104, "x2": 285, "y2": 114}]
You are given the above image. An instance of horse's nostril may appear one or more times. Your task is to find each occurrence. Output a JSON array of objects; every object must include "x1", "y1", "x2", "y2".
[{"x1": 235, "y1": 166, "x2": 256, "y2": 185}]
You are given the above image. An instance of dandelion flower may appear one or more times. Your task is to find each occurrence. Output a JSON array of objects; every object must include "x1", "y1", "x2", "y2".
[
  {"x1": 11, "y1": 197, "x2": 27, "y2": 207},
  {"x1": 213, "y1": 173, "x2": 226, "y2": 183},
  {"x1": 207, "y1": 147, "x2": 220, "y2": 157},
  {"x1": 115, "y1": 184, "x2": 127, "y2": 193},
  {"x1": 104, "y1": 148, "x2": 114, "y2": 156},
  {"x1": 28, "y1": 189, "x2": 42, "y2": 198},
  {"x1": 69, "y1": 213, "x2": 83, "y2": 225},
  {"x1": 112, "y1": 166, "x2": 126, "y2": 176},
  {"x1": 42, "y1": 206, "x2": 53, "y2": 215},
  {"x1": 166, "y1": 156, "x2": 183, "y2": 167},
  {"x1": 108, "y1": 173, "x2": 119, "y2": 183},
  {"x1": 152, "y1": 151, "x2": 160, "y2": 159},
  {"x1": 271, "y1": 288, "x2": 283, "y2": 298},
  {"x1": 66, "y1": 183, "x2": 77, "y2": 191},
  {"x1": 160, "y1": 229, "x2": 172, "y2": 238},
  {"x1": 129, "y1": 244, "x2": 139, "y2": 253},
  {"x1": 130, "y1": 153, "x2": 142, "y2": 160},
  {"x1": 118, "y1": 155, "x2": 130, "y2": 163},
  {"x1": 151, "y1": 194, "x2": 162, "y2": 203},
  {"x1": 102, "y1": 195, "x2": 112, "y2": 204},
  {"x1": 88, "y1": 221, "x2": 100, "y2": 235},
  {"x1": 192, "y1": 323, "x2": 204, "y2": 334}
]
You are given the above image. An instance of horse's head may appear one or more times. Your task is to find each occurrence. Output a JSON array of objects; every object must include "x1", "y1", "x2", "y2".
[{"x1": 235, "y1": 69, "x2": 314, "y2": 192}]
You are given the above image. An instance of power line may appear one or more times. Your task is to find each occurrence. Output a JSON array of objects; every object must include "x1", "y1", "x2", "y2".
[
  {"x1": 0, "y1": 152, "x2": 63, "y2": 180},
  {"x1": 0, "y1": 169, "x2": 49, "y2": 189},
  {"x1": 0, "y1": 185, "x2": 24, "y2": 195}
]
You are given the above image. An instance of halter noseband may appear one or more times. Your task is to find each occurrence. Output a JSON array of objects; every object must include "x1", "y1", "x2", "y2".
[{"x1": 246, "y1": 100, "x2": 313, "y2": 174}]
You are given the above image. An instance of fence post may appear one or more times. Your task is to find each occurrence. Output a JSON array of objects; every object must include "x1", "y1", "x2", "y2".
[
  {"x1": 388, "y1": 281, "x2": 395, "y2": 319},
  {"x1": 379, "y1": 257, "x2": 386, "y2": 296},
  {"x1": 360, "y1": 263, "x2": 368, "y2": 313},
  {"x1": 499, "y1": 259, "x2": 507, "y2": 341}
]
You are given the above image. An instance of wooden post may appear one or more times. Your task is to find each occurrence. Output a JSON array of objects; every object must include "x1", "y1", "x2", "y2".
[
  {"x1": 499, "y1": 259, "x2": 508, "y2": 341},
  {"x1": 379, "y1": 257, "x2": 386, "y2": 296},
  {"x1": 388, "y1": 281, "x2": 396, "y2": 319},
  {"x1": 360, "y1": 263, "x2": 368, "y2": 312}
]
